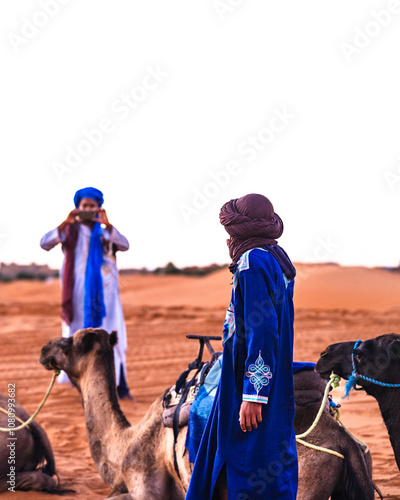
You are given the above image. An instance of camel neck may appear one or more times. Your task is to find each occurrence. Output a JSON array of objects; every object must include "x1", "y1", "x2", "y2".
[
  {"x1": 78, "y1": 356, "x2": 131, "y2": 490},
  {"x1": 80, "y1": 356, "x2": 130, "y2": 430},
  {"x1": 371, "y1": 388, "x2": 400, "y2": 470}
]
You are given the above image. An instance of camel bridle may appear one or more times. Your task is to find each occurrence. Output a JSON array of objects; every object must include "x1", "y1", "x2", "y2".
[{"x1": 345, "y1": 339, "x2": 400, "y2": 397}]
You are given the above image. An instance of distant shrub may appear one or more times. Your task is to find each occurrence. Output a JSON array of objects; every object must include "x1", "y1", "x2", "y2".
[
  {"x1": 152, "y1": 262, "x2": 226, "y2": 276},
  {"x1": 0, "y1": 275, "x2": 13, "y2": 283},
  {"x1": 164, "y1": 262, "x2": 181, "y2": 275},
  {"x1": 180, "y1": 266, "x2": 206, "y2": 276},
  {"x1": 0, "y1": 271, "x2": 59, "y2": 282},
  {"x1": 15, "y1": 271, "x2": 36, "y2": 280}
]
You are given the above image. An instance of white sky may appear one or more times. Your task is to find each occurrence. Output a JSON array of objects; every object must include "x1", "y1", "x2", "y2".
[{"x1": 1, "y1": 1, "x2": 400, "y2": 271}]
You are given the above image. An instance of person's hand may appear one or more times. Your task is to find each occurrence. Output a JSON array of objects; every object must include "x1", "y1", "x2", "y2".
[
  {"x1": 239, "y1": 401, "x2": 262, "y2": 432},
  {"x1": 58, "y1": 209, "x2": 79, "y2": 233},
  {"x1": 94, "y1": 208, "x2": 112, "y2": 232}
]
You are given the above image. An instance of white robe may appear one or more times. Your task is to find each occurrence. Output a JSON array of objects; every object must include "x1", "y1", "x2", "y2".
[{"x1": 40, "y1": 224, "x2": 129, "y2": 385}]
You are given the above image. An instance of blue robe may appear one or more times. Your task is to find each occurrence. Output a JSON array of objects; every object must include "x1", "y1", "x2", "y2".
[{"x1": 185, "y1": 248, "x2": 298, "y2": 500}]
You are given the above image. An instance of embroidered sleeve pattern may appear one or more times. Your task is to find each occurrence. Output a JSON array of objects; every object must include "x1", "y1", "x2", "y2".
[{"x1": 243, "y1": 351, "x2": 273, "y2": 404}]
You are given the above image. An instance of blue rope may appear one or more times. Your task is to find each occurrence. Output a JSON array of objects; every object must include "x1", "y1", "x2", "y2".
[
  {"x1": 355, "y1": 373, "x2": 400, "y2": 387},
  {"x1": 345, "y1": 339, "x2": 400, "y2": 398},
  {"x1": 344, "y1": 374, "x2": 359, "y2": 398}
]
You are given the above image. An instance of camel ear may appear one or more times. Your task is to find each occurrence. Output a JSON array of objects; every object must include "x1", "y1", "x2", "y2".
[
  {"x1": 109, "y1": 330, "x2": 118, "y2": 347},
  {"x1": 81, "y1": 330, "x2": 98, "y2": 354},
  {"x1": 60, "y1": 337, "x2": 73, "y2": 355}
]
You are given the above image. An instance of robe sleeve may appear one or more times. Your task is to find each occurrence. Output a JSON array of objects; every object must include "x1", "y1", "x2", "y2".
[
  {"x1": 40, "y1": 227, "x2": 65, "y2": 251},
  {"x1": 102, "y1": 226, "x2": 129, "y2": 251},
  {"x1": 240, "y1": 267, "x2": 279, "y2": 405}
]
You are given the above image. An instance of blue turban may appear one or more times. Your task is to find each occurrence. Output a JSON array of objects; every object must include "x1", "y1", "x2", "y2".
[{"x1": 74, "y1": 187, "x2": 104, "y2": 208}]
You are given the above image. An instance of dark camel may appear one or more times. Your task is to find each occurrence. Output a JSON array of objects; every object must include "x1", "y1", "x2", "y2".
[
  {"x1": 316, "y1": 333, "x2": 400, "y2": 472},
  {"x1": 294, "y1": 369, "x2": 377, "y2": 500},
  {"x1": 40, "y1": 328, "x2": 377, "y2": 499},
  {"x1": 0, "y1": 394, "x2": 70, "y2": 494}
]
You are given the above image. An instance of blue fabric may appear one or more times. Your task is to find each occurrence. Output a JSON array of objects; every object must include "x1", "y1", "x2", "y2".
[
  {"x1": 186, "y1": 357, "x2": 223, "y2": 463},
  {"x1": 329, "y1": 399, "x2": 339, "y2": 409},
  {"x1": 186, "y1": 248, "x2": 298, "y2": 500},
  {"x1": 74, "y1": 186, "x2": 104, "y2": 208},
  {"x1": 83, "y1": 222, "x2": 106, "y2": 328},
  {"x1": 292, "y1": 361, "x2": 315, "y2": 374},
  {"x1": 186, "y1": 384, "x2": 215, "y2": 464}
]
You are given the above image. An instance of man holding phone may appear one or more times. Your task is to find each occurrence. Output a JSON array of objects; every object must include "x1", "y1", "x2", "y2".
[{"x1": 40, "y1": 187, "x2": 133, "y2": 400}]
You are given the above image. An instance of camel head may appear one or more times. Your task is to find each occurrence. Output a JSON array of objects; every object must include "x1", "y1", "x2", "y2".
[
  {"x1": 40, "y1": 328, "x2": 118, "y2": 390},
  {"x1": 316, "y1": 340, "x2": 354, "y2": 380},
  {"x1": 316, "y1": 334, "x2": 400, "y2": 390}
]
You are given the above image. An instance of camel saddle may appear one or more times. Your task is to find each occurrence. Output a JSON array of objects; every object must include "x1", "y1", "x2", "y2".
[
  {"x1": 162, "y1": 335, "x2": 222, "y2": 480},
  {"x1": 162, "y1": 335, "x2": 222, "y2": 429},
  {"x1": 162, "y1": 383, "x2": 197, "y2": 429}
]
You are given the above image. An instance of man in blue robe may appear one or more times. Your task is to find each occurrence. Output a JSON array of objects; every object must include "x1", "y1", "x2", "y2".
[{"x1": 186, "y1": 193, "x2": 298, "y2": 500}]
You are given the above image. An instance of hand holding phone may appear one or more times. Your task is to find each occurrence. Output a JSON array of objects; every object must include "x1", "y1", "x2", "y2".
[{"x1": 78, "y1": 210, "x2": 98, "y2": 221}]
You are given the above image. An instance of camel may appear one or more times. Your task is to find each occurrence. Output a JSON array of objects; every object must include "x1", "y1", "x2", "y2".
[
  {"x1": 293, "y1": 369, "x2": 378, "y2": 500},
  {"x1": 0, "y1": 394, "x2": 70, "y2": 494},
  {"x1": 316, "y1": 333, "x2": 400, "y2": 472},
  {"x1": 39, "y1": 328, "x2": 377, "y2": 500}
]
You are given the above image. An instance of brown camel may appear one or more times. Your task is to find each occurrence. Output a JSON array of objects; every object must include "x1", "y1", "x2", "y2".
[
  {"x1": 40, "y1": 328, "x2": 377, "y2": 500},
  {"x1": 0, "y1": 394, "x2": 70, "y2": 494},
  {"x1": 316, "y1": 333, "x2": 400, "y2": 472}
]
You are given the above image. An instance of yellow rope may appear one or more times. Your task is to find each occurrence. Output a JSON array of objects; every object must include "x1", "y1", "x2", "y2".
[
  {"x1": 331, "y1": 407, "x2": 370, "y2": 454},
  {"x1": 295, "y1": 372, "x2": 369, "y2": 460},
  {"x1": 296, "y1": 372, "x2": 341, "y2": 439},
  {"x1": 296, "y1": 438, "x2": 345, "y2": 459},
  {"x1": 295, "y1": 372, "x2": 345, "y2": 459},
  {"x1": 0, "y1": 371, "x2": 59, "y2": 432},
  {"x1": 0, "y1": 407, "x2": 31, "y2": 430}
]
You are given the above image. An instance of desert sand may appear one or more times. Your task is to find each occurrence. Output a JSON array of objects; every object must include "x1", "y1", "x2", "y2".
[{"x1": 1, "y1": 263, "x2": 400, "y2": 499}]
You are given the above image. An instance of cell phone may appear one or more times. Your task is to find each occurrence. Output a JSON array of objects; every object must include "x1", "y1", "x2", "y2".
[{"x1": 78, "y1": 210, "x2": 97, "y2": 221}]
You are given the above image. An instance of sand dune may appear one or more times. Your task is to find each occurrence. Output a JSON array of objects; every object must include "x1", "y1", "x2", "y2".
[{"x1": 0, "y1": 264, "x2": 399, "y2": 498}]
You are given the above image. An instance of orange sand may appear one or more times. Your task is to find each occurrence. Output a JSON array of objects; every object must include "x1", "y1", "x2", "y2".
[{"x1": 0, "y1": 264, "x2": 399, "y2": 499}]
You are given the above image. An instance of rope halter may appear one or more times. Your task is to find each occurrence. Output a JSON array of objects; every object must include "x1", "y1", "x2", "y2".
[{"x1": 345, "y1": 339, "x2": 400, "y2": 398}]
